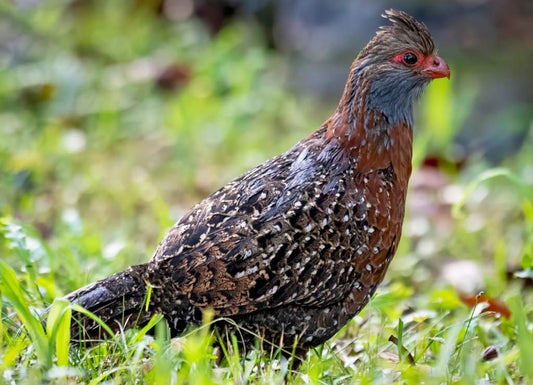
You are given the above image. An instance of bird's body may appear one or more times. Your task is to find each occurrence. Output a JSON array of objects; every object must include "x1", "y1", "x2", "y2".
[{"x1": 68, "y1": 10, "x2": 449, "y2": 358}]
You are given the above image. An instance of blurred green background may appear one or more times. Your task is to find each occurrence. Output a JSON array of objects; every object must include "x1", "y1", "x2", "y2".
[{"x1": 1, "y1": 0, "x2": 533, "y2": 382}]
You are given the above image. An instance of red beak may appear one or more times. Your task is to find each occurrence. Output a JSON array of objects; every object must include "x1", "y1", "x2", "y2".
[{"x1": 424, "y1": 56, "x2": 450, "y2": 79}]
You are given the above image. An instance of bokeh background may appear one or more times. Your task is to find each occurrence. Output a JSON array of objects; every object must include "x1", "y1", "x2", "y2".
[
  {"x1": 1, "y1": 0, "x2": 533, "y2": 357},
  {"x1": 1, "y1": 0, "x2": 533, "y2": 382}
]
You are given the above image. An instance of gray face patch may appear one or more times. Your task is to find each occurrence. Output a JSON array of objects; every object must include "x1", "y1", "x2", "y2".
[{"x1": 366, "y1": 69, "x2": 430, "y2": 127}]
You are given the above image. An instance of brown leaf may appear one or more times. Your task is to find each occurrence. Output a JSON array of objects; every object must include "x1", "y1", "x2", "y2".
[{"x1": 459, "y1": 292, "x2": 511, "y2": 318}]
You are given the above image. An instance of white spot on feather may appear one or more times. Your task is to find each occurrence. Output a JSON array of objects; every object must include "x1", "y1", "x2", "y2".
[
  {"x1": 267, "y1": 285, "x2": 279, "y2": 296},
  {"x1": 235, "y1": 265, "x2": 259, "y2": 278}
]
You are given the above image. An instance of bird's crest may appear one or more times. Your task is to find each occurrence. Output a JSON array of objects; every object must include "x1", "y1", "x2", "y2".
[{"x1": 379, "y1": 9, "x2": 435, "y2": 55}]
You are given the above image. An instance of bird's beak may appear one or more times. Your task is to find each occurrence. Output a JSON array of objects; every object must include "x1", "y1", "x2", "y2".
[{"x1": 424, "y1": 56, "x2": 450, "y2": 79}]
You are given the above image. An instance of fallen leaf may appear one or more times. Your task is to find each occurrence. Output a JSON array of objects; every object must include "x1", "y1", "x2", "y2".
[{"x1": 459, "y1": 292, "x2": 511, "y2": 318}]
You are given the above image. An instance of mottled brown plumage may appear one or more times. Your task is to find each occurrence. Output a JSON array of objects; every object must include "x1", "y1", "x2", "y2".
[{"x1": 68, "y1": 10, "x2": 449, "y2": 359}]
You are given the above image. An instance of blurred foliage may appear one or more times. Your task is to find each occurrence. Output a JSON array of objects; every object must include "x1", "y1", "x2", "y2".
[{"x1": 1, "y1": 0, "x2": 533, "y2": 384}]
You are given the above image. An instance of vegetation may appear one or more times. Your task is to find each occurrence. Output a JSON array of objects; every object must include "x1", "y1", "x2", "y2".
[{"x1": 1, "y1": 1, "x2": 532, "y2": 383}]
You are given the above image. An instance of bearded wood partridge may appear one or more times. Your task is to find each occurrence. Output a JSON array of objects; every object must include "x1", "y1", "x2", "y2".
[{"x1": 67, "y1": 9, "x2": 450, "y2": 360}]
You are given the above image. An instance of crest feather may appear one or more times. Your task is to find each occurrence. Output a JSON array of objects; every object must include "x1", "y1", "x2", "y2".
[{"x1": 380, "y1": 9, "x2": 435, "y2": 55}]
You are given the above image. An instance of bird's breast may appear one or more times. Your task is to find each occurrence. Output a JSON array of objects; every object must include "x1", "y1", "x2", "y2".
[{"x1": 333, "y1": 156, "x2": 410, "y2": 319}]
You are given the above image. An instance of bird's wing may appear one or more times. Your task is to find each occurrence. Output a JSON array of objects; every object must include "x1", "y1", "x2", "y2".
[{"x1": 152, "y1": 133, "x2": 370, "y2": 316}]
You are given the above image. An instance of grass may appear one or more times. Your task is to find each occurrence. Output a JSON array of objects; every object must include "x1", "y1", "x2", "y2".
[{"x1": 1, "y1": 0, "x2": 533, "y2": 383}]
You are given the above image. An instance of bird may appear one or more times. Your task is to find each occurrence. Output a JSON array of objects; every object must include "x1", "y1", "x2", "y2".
[{"x1": 67, "y1": 9, "x2": 450, "y2": 361}]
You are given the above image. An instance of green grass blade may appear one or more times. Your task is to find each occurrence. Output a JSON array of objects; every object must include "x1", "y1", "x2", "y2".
[
  {"x1": 46, "y1": 298, "x2": 72, "y2": 367},
  {"x1": 129, "y1": 313, "x2": 164, "y2": 345},
  {"x1": 0, "y1": 260, "x2": 50, "y2": 367},
  {"x1": 70, "y1": 305, "x2": 115, "y2": 338},
  {"x1": 452, "y1": 168, "x2": 521, "y2": 218},
  {"x1": 508, "y1": 295, "x2": 533, "y2": 380}
]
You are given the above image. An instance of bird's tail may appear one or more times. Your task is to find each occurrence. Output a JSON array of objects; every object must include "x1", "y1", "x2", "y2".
[{"x1": 66, "y1": 263, "x2": 154, "y2": 341}]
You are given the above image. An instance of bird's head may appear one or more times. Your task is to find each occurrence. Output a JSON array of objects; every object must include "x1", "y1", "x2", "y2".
[{"x1": 345, "y1": 9, "x2": 450, "y2": 127}]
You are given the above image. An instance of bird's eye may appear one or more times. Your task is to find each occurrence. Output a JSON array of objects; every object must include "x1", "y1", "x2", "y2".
[{"x1": 402, "y1": 52, "x2": 418, "y2": 66}]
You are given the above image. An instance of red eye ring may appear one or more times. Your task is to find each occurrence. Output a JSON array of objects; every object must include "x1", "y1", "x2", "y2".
[
  {"x1": 392, "y1": 51, "x2": 421, "y2": 67},
  {"x1": 402, "y1": 52, "x2": 418, "y2": 66}
]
